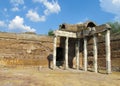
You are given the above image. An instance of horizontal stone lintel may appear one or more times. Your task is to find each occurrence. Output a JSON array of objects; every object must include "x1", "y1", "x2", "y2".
[
  {"x1": 54, "y1": 30, "x2": 77, "y2": 38},
  {"x1": 54, "y1": 24, "x2": 111, "y2": 38}
]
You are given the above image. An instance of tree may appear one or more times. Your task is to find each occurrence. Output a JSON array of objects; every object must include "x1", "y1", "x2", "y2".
[
  {"x1": 48, "y1": 29, "x2": 54, "y2": 36},
  {"x1": 107, "y1": 22, "x2": 120, "y2": 35}
]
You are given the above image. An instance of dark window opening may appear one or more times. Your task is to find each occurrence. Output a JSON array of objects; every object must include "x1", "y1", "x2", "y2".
[
  {"x1": 56, "y1": 47, "x2": 64, "y2": 66},
  {"x1": 87, "y1": 22, "x2": 96, "y2": 27},
  {"x1": 56, "y1": 47, "x2": 63, "y2": 61},
  {"x1": 61, "y1": 24, "x2": 66, "y2": 29}
]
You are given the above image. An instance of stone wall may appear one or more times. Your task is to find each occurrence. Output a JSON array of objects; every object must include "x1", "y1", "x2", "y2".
[
  {"x1": 0, "y1": 32, "x2": 120, "y2": 71},
  {"x1": 87, "y1": 35, "x2": 120, "y2": 71},
  {"x1": 0, "y1": 32, "x2": 53, "y2": 67},
  {"x1": 55, "y1": 35, "x2": 120, "y2": 71}
]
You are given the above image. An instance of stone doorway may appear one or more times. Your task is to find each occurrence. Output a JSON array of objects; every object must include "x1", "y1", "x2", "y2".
[{"x1": 56, "y1": 47, "x2": 64, "y2": 66}]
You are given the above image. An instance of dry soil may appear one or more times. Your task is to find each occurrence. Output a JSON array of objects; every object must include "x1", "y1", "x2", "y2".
[{"x1": 0, "y1": 66, "x2": 120, "y2": 86}]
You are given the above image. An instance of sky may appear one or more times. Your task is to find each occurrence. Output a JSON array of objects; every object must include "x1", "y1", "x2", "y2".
[{"x1": 0, "y1": 0, "x2": 120, "y2": 35}]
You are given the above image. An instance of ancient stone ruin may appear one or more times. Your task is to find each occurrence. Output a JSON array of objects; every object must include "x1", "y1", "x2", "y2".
[
  {"x1": 53, "y1": 21, "x2": 112, "y2": 73},
  {"x1": 0, "y1": 21, "x2": 120, "y2": 73},
  {"x1": 0, "y1": 32, "x2": 53, "y2": 67}
]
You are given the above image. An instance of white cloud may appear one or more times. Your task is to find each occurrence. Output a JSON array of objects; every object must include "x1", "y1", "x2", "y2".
[
  {"x1": 4, "y1": 8, "x2": 7, "y2": 12},
  {"x1": 11, "y1": 6, "x2": 20, "y2": 12},
  {"x1": 100, "y1": 0, "x2": 120, "y2": 21},
  {"x1": 77, "y1": 17, "x2": 89, "y2": 24},
  {"x1": 33, "y1": 0, "x2": 61, "y2": 15},
  {"x1": 8, "y1": 16, "x2": 36, "y2": 32},
  {"x1": 10, "y1": 0, "x2": 24, "y2": 6},
  {"x1": 77, "y1": 22, "x2": 83, "y2": 24},
  {"x1": 0, "y1": 21, "x2": 6, "y2": 27},
  {"x1": 10, "y1": 0, "x2": 24, "y2": 12},
  {"x1": 26, "y1": 10, "x2": 46, "y2": 22},
  {"x1": 23, "y1": 6, "x2": 26, "y2": 10}
]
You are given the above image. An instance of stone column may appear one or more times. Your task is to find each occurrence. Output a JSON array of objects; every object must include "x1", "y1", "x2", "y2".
[
  {"x1": 84, "y1": 37, "x2": 87, "y2": 71},
  {"x1": 65, "y1": 37, "x2": 69, "y2": 69},
  {"x1": 105, "y1": 30, "x2": 111, "y2": 74},
  {"x1": 93, "y1": 35, "x2": 98, "y2": 73},
  {"x1": 76, "y1": 39, "x2": 80, "y2": 70},
  {"x1": 53, "y1": 36, "x2": 57, "y2": 69}
]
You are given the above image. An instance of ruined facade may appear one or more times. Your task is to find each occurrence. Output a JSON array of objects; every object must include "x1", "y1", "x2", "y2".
[
  {"x1": 53, "y1": 21, "x2": 112, "y2": 73},
  {"x1": 0, "y1": 26, "x2": 120, "y2": 72}
]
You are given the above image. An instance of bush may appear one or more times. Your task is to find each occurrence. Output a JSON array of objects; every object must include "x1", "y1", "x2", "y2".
[{"x1": 48, "y1": 29, "x2": 54, "y2": 36}]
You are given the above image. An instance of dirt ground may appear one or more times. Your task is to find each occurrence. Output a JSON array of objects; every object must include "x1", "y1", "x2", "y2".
[{"x1": 0, "y1": 66, "x2": 120, "y2": 86}]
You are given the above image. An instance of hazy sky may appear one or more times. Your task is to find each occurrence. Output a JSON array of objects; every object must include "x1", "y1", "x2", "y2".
[{"x1": 0, "y1": 0, "x2": 120, "y2": 34}]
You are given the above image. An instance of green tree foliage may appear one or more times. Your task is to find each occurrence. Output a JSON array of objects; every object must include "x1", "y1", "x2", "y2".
[
  {"x1": 48, "y1": 29, "x2": 54, "y2": 36},
  {"x1": 108, "y1": 22, "x2": 120, "y2": 35}
]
